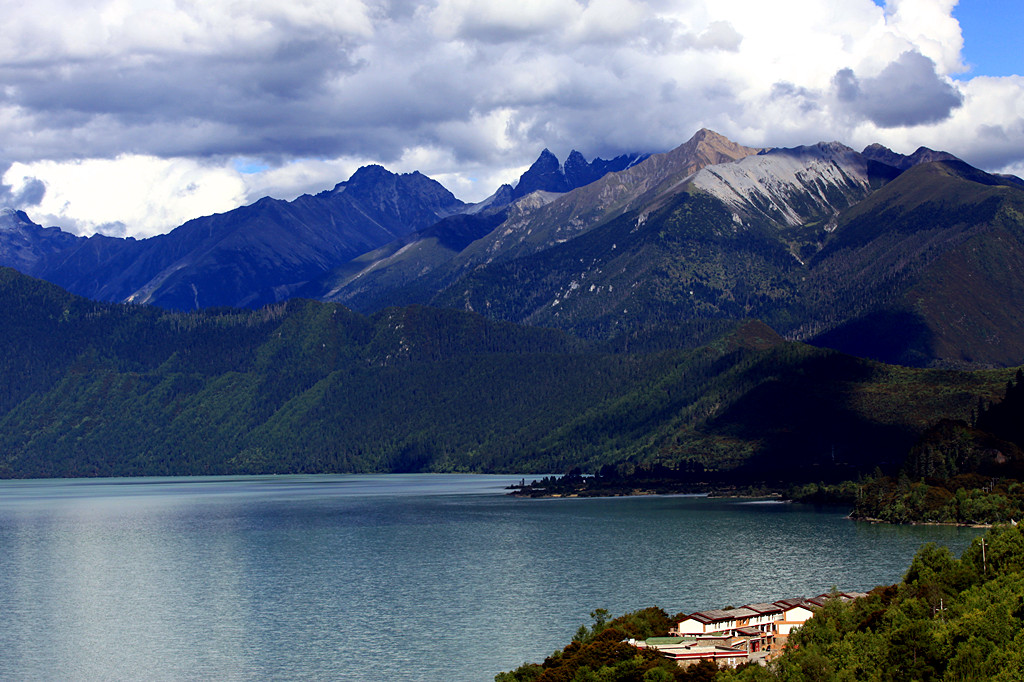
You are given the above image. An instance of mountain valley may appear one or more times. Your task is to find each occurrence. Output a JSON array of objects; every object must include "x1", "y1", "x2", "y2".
[{"x1": 2, "y1": 129, "x2": 1024, "y2": 479}]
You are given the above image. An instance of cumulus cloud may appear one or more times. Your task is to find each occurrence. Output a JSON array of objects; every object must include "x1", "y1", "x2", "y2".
[
  {"x1": 2, "y1": 157, "x2": 247, "y2": 237},
  {"x1": 0, "y1": 174, "x2": 46, "y2": 208},
  {"x1": 431, "y1": 0, "x2": 583, "y2": 42},
  {"x1": 832, "y1": 51, "x2": 963, "y2": 128},
  {"x1": 0, "y1": 0, "x2": 1020, "y2": 237}
]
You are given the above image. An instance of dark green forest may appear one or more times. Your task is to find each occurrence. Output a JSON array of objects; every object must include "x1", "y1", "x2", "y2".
[
  {"x1": 719, "y1": 524, "x2": 1024, "y2": 681},
  {"x1": 0, "y1": 266, "x2": 1018, "y2": 479},
  {"x1": 844, "y1": 370, "x2": 1024, "y2": 525}
]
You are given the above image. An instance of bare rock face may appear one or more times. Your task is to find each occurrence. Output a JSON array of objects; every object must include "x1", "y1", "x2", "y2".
[
  {"x1": 689, "y1": 141, "x2": 878, "y2": 227},
  {"x1": 512, "y1": 149, "x2": 571, "y2": 199},
  {"x1": 0, "y1": 208, "x2": 82, "y2": 276},
  {"x1": 510, "y1": 149, "x2": 649, "y2": 201}
]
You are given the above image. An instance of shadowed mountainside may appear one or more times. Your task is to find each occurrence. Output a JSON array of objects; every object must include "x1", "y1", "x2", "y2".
[{"x1": 0, "y1": 267, "x2": 1015, "y2": 479}]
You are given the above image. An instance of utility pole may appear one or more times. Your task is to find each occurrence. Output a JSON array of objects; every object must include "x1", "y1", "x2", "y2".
[{"x1": 982, "y1": 538, "x2": 987, "y2": 575}]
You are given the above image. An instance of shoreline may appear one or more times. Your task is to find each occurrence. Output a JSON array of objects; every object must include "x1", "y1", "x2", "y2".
[
  {"x1": 512, "y1": 490, "x2": 997, "y2": 528},
  {"x1": 506, "y1": 485, "x2": 787, "y2": 500},
  {"x1": 848, "y1": 514, "x2": 993, "y2": 529}
]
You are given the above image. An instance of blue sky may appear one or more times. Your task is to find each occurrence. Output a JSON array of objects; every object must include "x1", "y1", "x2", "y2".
[
  {"x1": 2, "y1": 0, "x2": 1023, "y2": 238},
  {"x1": 872, "y1": 0, "x2": 1023, "y2": 78},
  {"x1": 954, "y1": 0, "x2": 1024, "y2": 77}
]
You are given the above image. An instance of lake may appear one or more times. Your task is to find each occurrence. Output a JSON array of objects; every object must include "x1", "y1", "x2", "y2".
[{"x1": 0, "y1": 474, "x2": 983, "y2": 681}]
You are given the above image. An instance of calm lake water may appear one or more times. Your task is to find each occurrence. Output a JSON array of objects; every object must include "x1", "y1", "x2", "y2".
[{"x1": 0, "y1": 474, "x2": 983, "y2": 681}]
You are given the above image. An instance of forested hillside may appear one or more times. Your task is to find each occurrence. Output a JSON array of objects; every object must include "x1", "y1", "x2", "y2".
[
  {"x1": 0, "y1": 267, "x2": 1018, "y2": 479},
  {"x1": 844, "y1": 369, "x2": 1024, "y2": 525}
]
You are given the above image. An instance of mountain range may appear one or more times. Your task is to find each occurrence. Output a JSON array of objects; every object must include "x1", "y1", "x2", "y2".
[
  {"x1": 5, "y1": 129, "x2": 1023, "y2": 370},
  {"x1": 0, "y1": 148, "x2": 644, "y2": 311},
  {"x1": 2, "y1": 128, "x2": 1024, "y2": 478}
]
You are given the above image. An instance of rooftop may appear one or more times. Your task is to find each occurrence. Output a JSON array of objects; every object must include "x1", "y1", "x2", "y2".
[
  {"x1": 744, "y1": 602, "x2": 784, "y2": 615},
  {"x1": 690, "y1": 607, "x2": 758, "y2": 623}
]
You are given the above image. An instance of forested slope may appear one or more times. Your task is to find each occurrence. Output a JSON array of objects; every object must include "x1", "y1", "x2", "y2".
[{"x1": 0, "y1": 268, "x2": 1017, "y2": 478}]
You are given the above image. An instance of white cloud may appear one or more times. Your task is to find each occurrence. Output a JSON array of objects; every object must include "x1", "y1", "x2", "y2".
[
  {"x1": 430, "y1": 0, "x2": 583, "y2": 42},
  {"x1": 0, "y1": 0, "x2": 1021, "y2": 237},
  {"x1": 832, "y1": 51, "x2": 964, "y2": 128},
  {"x1": 3, "y1": 156, "x2": 247, "y2": 237},
  {"x1": 1000, "y1": 161, "x2": 1024, "y2": 181},
  {"x1": 238, "y1": 159, "x2": 353, "y2": 202},
  {"x1": 898, "y1": 75, "x2": 1024, "y2": 169},
  {"x1": 883, "y1": 0, "x2": 964, "y2": 75},
  {"x1": 569, "y1": 0, "x2": 649, "y2": 43},
  {"x1": 0, "y1": 0, "x2": 374, "y2": 62}
]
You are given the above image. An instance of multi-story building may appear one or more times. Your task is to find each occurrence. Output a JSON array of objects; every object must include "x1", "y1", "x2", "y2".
[{"x1": 645, "y1": 592, "x2": 867, "y2": 668}]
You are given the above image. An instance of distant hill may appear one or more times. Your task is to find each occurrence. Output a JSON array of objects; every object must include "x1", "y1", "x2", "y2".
[
  {"x1": 0, "y1": 149, "x2": 649, "y2": 313},
  {"x1": 0, "y1": 267, "x2": 1015, "y2": 479}
]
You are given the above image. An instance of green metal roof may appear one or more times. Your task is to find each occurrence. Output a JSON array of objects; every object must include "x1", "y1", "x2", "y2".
[{"x1": 645, "y1": 637, "x2": 692, "y2": 645}]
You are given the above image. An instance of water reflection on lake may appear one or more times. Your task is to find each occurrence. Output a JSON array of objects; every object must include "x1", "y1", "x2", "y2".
[{"x1": 0, "y1": 475, "x2": 983, "y2": 681}]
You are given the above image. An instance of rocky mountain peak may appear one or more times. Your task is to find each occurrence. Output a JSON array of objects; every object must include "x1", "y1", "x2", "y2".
[
  {"x1": 512, "y1": 149, "x2": 570, "y2": 199},
  {"x1": 0, "y1": 208, "x2": 81, "y2": 276},
  {"x1": 511, "y1": 148, "x2": 653, "y2": 202},
  {"x1": 332, "y1": 164, "x2": 462, "y2": 218},
  {"x1": 563, "y1": 150, "x2": 589, "y2": 176},
  {"x1": 690, "y1": 127, "x2": 725, "y2": 143},
  {"x1": 688, "y1": 128, "x2": 752, "y2": 151},
  {"x1": 766, "y1": 141, "x2": 857, "y2": 162},
  {"x1": 564, "y1": 149, "x2": 597, "y2": 187},
  {"x1": 0, "y1": 207, "x2": 31, "y2": 230},
  {"x1": 689, "y1": 140, "x2": 877, "y2": 227},
  {"x1": 861, "y1": 143, "x2": 960, "y2": 170},
  {"x1": 339, "y1": 164, "x2": 396, "y2": 192},
  {"x1": 665, "y1": 129, "x2": 766, "y2": 175},
  {"x1": 861, "y1": 142, "x2": 900, "y2": 165},
  {"x1": 814, "y1": 140, "x2": 856, "y2": 155},
  {"x1": 905, "y1": 146, "x2": 961, "y2": 167}
]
